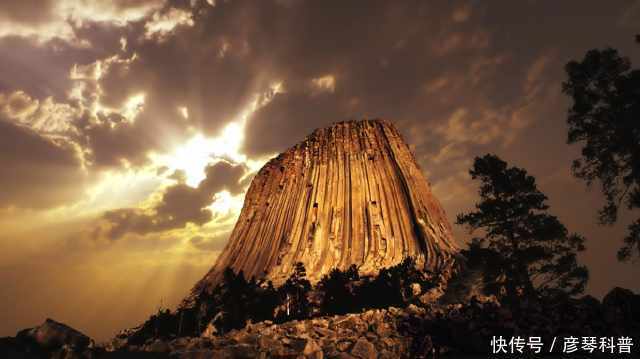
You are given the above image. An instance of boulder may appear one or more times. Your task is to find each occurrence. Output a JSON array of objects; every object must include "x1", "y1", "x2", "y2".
[
  {"x1": 405, "y1": 304, "x2": 425, "y2": 316},
  {"x1": 410, "y1": 283, "x2": 422, "y2": 297},
  {"x1": 201, "y1": 321, "x2": 218, "y2": 338},
  {"x1": 350, "y1": 337, "x2": 376, "y2": 359},
  {"x1": 336, "y1": 339, "x2": 353, "y2": 352},
  {"x1": 289, "y1": 337, "x2": 322, "y2": 355},
  {"x1": 20, "y1": 319, "x2": 92, "y2": 350}
]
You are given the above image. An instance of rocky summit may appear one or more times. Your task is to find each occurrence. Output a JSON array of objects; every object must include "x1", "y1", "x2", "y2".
[{"x1": 187, "y1": 119, "x2": 459, "y2": 302}]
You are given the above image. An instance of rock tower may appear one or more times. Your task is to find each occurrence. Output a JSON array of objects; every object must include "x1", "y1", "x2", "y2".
[{"x1": 188, "y1": 119, "x2": 459, "y2": 299}]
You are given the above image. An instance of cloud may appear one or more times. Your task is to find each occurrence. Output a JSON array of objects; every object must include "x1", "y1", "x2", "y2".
[
  {"x1": 431, "y1": 143, "x2": 467, "y2": 165},
  {"x1": 434, "y1": 108, "x2": 497, "y2": 145},
  {"x1": 0, "y1": 117, "x2": 85, "y2": 209},
  {"x1": 0, "y1": 0, "x2": 165, "y2": 43},
  {"x1": 243, "y1": 91, "x2": 347, "y2": 157},
  {"x1": 0, "y1": 36, "x2": 103, "y2": 100},
  {"x1": 0, "y1": 90, "x2": 80, "y2": 136},
  {"x1": 198, "y1": 160, "x2": 248, "y2": 194},
  {"x1": 0, "y1": 0, "x2": 57, "y2": 25},
  {"x1": 144, "y1": 7, "x2": 195, "y2": 40},
  {"x1": 168, "y1": 169, "x2": 187, "y2": 183},
  {"x1": 189, "y1": 233, "x2": 228, "y2": 251},
  {"x1": 97, "y1": 160, "x2": 247, "y2": 240},
  {"x1": 0, "y1": 0, "x2": 593, "y2": 218},
  {"x1": 311, "y1": 75, "x2": 336, "y2": 94},
  {"x1": 0, "y1": 91, "x2": 39, "y2": 119},
  {"x1": 2, "y1": 1, "x2": 501, "y2": 180}
]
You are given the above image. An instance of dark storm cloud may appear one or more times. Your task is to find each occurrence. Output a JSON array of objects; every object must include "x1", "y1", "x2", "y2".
[
  {"x1": 199, "y1": 161, "x2": 247, "y2": 194},
  {"x1": 1, "y1": 0, "x2": 497, "y2": 182},
  {"x1": 224, "y1": 0, "x2": 639, "y2": 173},
  {"x1": 99, "y1": 160, "x2": 246, "y2": 240},
  {"x1": 74, "y1": 2, "x2": 264, "y2": 168},
  {"x1": 3, "y1": 0, "x2": 638, "y2": 181},
  {"x1": 90, "y1": 1, "x2": 461, "y2": 163},
  {"x1": 244, "y1": 92, "x2": 346, "y2": 156},
  {"x1": 0, "y1": 1, "x2": 197, "y2": 207},
  {"x1": 234, "y1": 0, "x2": 500, "y2": 156},
  {"x1": 81, "y1": 113, "x2": 157, "y2": 168},
  {"x1": 0, "y1": 36, "x2": 105, "y2": 101},
  {"x1": 0, "y1": 0, "x2": 56, "y2": 24},
  {"x1": 0, "y1": 117, "x2": 85, "y2": 209},
  {"x1": 97, "y1": 1, "x2": 267, "y2": 126}
]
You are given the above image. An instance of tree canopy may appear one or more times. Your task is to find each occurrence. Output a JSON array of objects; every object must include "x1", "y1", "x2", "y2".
[
  {"x1": 277, "y1": 262, "x2": 312, "y2": 321},
  {"x1": 318, "y1": 264, "x2": 360, "y2": 315},
  {"x1": 562, "y1": 40, "x2": 640, "y2": 261},
  {"x1": 457, "y1": 154, "x2": 589, "y2": 301}
]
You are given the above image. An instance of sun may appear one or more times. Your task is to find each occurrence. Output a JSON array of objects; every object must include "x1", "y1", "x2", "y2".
[
  {"x1": 151, "y1": 121, "x2": 248, "y2": 187},
  {"x1": 207, "y1": 190, "x2": 244, "y2": 216},
  {"x1": 149, "y1": 81, "x2": 284, "y2": 187}
]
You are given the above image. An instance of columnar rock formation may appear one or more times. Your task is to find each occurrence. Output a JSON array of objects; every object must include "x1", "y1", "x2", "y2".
[{"x1": 190, "y1": 119, "x2": 459, "y2": 297}]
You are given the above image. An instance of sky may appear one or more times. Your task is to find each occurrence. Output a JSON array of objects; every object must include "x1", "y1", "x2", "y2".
[{"x1": 0, "y1": 0, "x2": 639, "y2": 342}]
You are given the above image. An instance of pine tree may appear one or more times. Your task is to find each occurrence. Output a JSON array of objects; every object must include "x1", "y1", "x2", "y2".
[
  {"x1": 318, "y1": 264, "x2": 359, "y2": 315},
  {"x1": 278, "y1": 262, "x2": 312, "y2": 320},
  {"x1": 563, "y1": 37, "x2": 640, "y2": 261},
  {"x1": 457, "y1": 154, "x2": 589, "y2": 302}
]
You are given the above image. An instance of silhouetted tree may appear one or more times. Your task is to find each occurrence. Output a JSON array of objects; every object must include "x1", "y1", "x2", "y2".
[
  {"x1": 247, "y1": 278, "x2": 280, "y2": 323},
  {"x1": 176, "y1": 305, "x2": 200, "y2": 337},
  {"x1": 318, "y1": 264, "x2": 359, "y2": 315},
  {"x1": 127, "y1": 305, "x2": 181, "y2": 344},
  {"x1": 457, "y1": 155, "x2": 589, "y2": 303},
  {"x1": 563, "y1": 37, "x2": 640, "y2": 261},
  {"x1": 355, "y1": 257, "x2": 429, "y2": 309},
  {"x1": 278, "y1": 262, "x2": 312, "y2": 321},
  {"x1": 126, "y1": 269, "x2": 283, "y2": 340},
  {"x1": 356, "y1": 270, "x2": 401, "y2": 309},
  {"x1": 217, "y1": 268, "x2": 251, "y2": 332}
]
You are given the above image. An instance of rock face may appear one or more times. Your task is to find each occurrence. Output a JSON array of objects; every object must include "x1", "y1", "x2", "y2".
[{"x1": 189, "y1": 119, "x2": 459, "y2": 298}]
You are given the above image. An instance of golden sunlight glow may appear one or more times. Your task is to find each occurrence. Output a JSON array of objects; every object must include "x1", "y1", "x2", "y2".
[
  {"x1": 151, "y1": 120, "x2": 247, "y2": 187},
  {"x1": 34, "y1": 82, "x2": 284, "y2": 247},
  {"x1": 144, "y1": 8, "x2": 195, "y2": 40},
  {"x1": 58, "y1": 0, "x2": 165, "y2": 28},
  {"x1": 122, "y1": 93, "x2": 146, "y2": 122},
  {"x1": 178, "y1": 106, "x2": 189, "y2": 120},
  {"x1": 69, "y1": 53, "x2": 141, "y2": 126},
  {"x1": 311, "y1": 74, "x2": 336, "y2": 93},
  {"x1": 0, "y1": 79, "x2": 296, "y2": 342},
  {"x1": 47, "y1": 168, "x2": 162, "y2": 220},
  {"x1": 156, "y1": 134, "x2": 225, "y2": 186},
  {"x1": 208, "y1": 190, "x2": 244, "y2": 215},
  {"x1": 151, "y1": 82, "x2": 283, "y2": 187}
]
